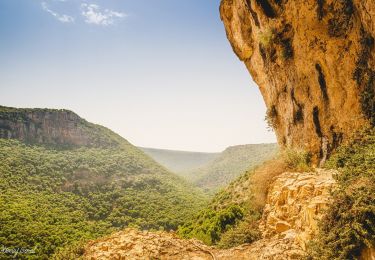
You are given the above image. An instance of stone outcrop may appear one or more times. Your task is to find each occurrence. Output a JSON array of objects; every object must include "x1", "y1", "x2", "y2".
[
  {"x1": 219, "y1": 0, "x2": 375, "y2": 163},
  {"x1": 83, "y1": 169, "x2": 338, "y2": 259},
  {"x1": 0, "y1": 106, "x2": 119, "y2": 147},
  {"x1": 84, "y1": 229, "x2": 215, "y2": 260},
  {"x1": 259, "y1": 169, "x2": 337, "y2": 251}
]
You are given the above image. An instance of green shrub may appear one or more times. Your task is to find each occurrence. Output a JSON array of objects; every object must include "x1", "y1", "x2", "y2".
[
  {"x1": 217, "y1": 212, "x2": 261, "y2": 249},
  {"x1": 265, "y1": 105, "x2": 278, "y2": 131},
  {"x1": 52, "y1": 240, "x2": 86, "y2": 260},
  {"x1": 258, "y1": 29, "x2": 274, "y2": 47},
  {"x1": 0, "y1": 139, "x2": 207, "y2": 259},
  {"x1": 283, "y1": 148, "x2": 312, "y2": 172},
  {"x1": 177, "y1": 205, "x2": 245, "y2": 245},
  {"x1": 308, "y1": 128, "x2": 375, "y2": 259},
  {"x1": 178, "y1": 156, "x2": 288, "y2": 248}
]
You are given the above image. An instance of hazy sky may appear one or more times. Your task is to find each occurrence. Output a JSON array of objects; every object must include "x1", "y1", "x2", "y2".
[{"x1": 0, "y1": 0, "x2": 276, "y2": 152}]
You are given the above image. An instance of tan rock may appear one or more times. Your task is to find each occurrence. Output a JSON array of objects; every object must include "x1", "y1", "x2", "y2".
[
  {"x1": 220, "y1": 0, "x2": 374, "y2": 163},
  {"x1": 360, "y1": 247, "x2": 375, "y2": 260},
  {"x1": 83, "y1": 169, "x2": 337, "y2": 259},
  {"x1": 84, "y1": 229, "x2": 215, "y2": 260},
  {"x1": 260, "y1": 169, "x2": 337, "y2": 250},
  {"x1": 275, "y1": 221, "x2": 291, "y2": 233}
]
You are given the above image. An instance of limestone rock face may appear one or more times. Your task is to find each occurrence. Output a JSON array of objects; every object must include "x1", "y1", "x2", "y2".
[
  {"x1": 259, "y1": 169, "x2": 337, "y2": 250},
  {"x1": 83, "y1": 169, "x2": 337, "y2": 259},
  {"x1": 219, "y1": 169, "x2": 337, "y2": 259},
  {"x1": 0, "y1": 109, "x2": 88, "y2": 146},
  {"x1": 214, "y1": 236, "x2": 305, "y2": 260},
  {"x1": 0, "y1": 106, "x2": 119, "y2": 147},
  {"x1": 220, "y1": 0, "x2": 375, "y2": 163}
]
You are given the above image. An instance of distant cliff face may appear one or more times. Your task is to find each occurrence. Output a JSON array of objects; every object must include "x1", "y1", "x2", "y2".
[
  {"x1": 0, "y1": 108, "x2": 87, "y2": 146},
  {"x1": 0, "y1": 106, "x2": 119, "y2": 147},
  {"x1": 220, "y1": 0, "x2": 375, "y2": 163}
]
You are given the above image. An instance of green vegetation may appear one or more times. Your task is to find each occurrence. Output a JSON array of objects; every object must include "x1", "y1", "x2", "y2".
[
  {"x1": 258, "y1": 28, "x2": 274, "y2": 47},
  {"x1": 265, "y1": 105, "x2": 278, "y2": 131},
  {"x1": 283, "y1": 148, "x2": 312, "y2": 172},
  {"x1": 141, "y1": 144, "x2": 278, "y2": 194},
  {"x1": 178, "y1": 205, "x2": 245, "y2": 245},
  {"x1": 308, "y1": 128, "x2": 375, "y2": 259},
  {"x1": 139, "y1": 147, "x2": 219, "y2": 175},
  {"x1": 0, "y1": 105, "x2": 72, "y2": 115},
  {"x1": 190, "y1": 143, "x2": 278, "y2": 193},
  {"x1": 0, "y1": 109, "x2": 208, "y2": 259},
  {"x1": 217, "y1": 213, "x2": 261, "y2": 249},
  {"x1": 178, "y1": 156, "x2": 288, "y2": 248}
]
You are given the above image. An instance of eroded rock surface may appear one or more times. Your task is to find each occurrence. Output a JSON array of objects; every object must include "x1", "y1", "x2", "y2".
[
  {"x1": 83, "y1": 169, "x2": 337, "y2": 260},
  {"x1": 259, "y1": 169, "x2": 337, "y2": 250},
  {"x1": 84, "y1": 229, "x2": 215, "y2": 260},
  {"x1": 220, "y1": 0, "x2": 375, "y2": 163},
  {"x1": 0, "y1": 106, "x2": 120, "y2": 147}
]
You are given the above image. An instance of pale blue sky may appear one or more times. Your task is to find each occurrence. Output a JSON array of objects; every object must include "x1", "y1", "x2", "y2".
[{"x1": 0, "y1": 0, "x2": 276, "y2": 152}]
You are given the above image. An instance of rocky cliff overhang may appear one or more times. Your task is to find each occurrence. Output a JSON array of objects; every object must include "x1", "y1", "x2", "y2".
[{"x1": 220, "y1": 0, "x2": 375, "y2": 164}]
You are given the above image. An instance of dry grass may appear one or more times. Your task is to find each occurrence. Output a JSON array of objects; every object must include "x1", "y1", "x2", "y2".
[
  {"x1": 249, "y1": 157, "x2": 288, "y2": 211},
  {"x1": 249, "y1": 149, "x2": 313, "y2": 210},
  {"x1": 282, "y1": 148, "x2": 312, "y2": 172}
]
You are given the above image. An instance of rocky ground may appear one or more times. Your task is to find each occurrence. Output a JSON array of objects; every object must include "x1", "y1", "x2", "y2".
[{"x1": 84, "y1": 169, "x2": 338, "y2": 260}]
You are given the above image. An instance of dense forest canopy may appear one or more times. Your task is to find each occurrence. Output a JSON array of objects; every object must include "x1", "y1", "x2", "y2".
[{"x1": 0, "y1": 108, "x2": 208, "y2": 259}]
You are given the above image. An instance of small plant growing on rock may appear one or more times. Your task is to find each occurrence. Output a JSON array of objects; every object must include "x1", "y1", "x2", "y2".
[
  {"x1": 258, "y1": 29, "x2": 274, "y2": 48},
  {"x1": 217, "y1": 212, "x2": 261, "y2": 249},
  {"x1": 283, "y1": 148, "x2": 312, "y2": 172},
  {"x1": 265, "y1": 105, "x2": 278, "y2": 131}
]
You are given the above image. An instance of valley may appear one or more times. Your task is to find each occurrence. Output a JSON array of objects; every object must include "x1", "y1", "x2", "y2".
[
  {"x1": 141, "y1": 144, "x2": 278, "y2": 193},
  {"x1": 0, "y1": 107, "x2": 208, "y2": 259},
  {"x1": 0, "y1": 106, "x2": 277, "y2": 259},
  {"x1": 139, "y1": 147, "x2": 220, "y2": 175},
  {"x1": 0, "y1": 0, "x2": 374, "y2": 259}
]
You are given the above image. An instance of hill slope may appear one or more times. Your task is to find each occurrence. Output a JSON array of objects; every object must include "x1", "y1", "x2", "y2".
[
  {"x1": 0, "y1": 106, "x2": 207, "y2": 259},
  {"x1": 190, "y1": 143, "x2": 278, "y2": 192},
  {"x1": 139, "y1": 147, "x2": 219, "y2": 175}
]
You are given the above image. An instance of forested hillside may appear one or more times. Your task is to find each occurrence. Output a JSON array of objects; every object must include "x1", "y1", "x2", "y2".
[
  {"x1": 0, "y1": 107, "x2": 207, "y2": 259},
  {"x1": 178, "y1": 156, "x2": 289, "y2": 248},
  {"x1": 178, "y1": 148, "x2": 314, "y2": 248},
  {"x1": 139, "y1": 147, "x2": 219, "y2": 175},
  {"x1": 190, "y1": 143, "x2": 278, "y2": 192}
]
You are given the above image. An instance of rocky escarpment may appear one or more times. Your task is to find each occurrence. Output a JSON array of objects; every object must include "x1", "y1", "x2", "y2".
[
  {"x1": 220, "y1": 0, "x2": 375, "y2": 163},
  {"x1": 83, "y1": 169, "x2": 337, "y2": 259},
  {"x1": 259, "y1": 169, "x2": 336, "y2": 251},
  {"x1": 0, "y1": 106, "x2": 121, "y2": 147}
]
